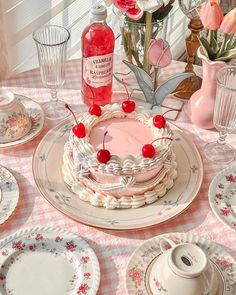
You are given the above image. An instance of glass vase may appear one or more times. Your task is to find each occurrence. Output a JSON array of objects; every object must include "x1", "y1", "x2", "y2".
[{"x1": 113, "y1": 9, "x2": 167, "y2": 87}]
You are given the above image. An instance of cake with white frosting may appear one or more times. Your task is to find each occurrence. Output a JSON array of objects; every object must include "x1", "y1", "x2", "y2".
[{"x1": 62, "y1": 102, "x2": 177, "y2": 209}]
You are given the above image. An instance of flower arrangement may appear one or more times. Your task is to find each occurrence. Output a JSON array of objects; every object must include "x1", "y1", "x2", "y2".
[
  {"x1": 198, "y1": 0, "x2": 236, "y2": 61},
  {"x1": 106, "y1": 0, "x2": 175, "y2": 73}
]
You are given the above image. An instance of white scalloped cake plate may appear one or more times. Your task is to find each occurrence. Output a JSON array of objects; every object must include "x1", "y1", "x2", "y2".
[
  {"x1": 0, "y1": 227, "x2": 100, "y2": 295},
  {"x1": 0, "y1": 165, "x2": 19, "y2": 225},
  {"x1": 126, "y1": 232, "x2": 236, "y2": 295},
  {"x1": 32, "y1": 118, "x2": 203, "y2": 230},
  {"x1": 0, "y1": 94, "x2": 44, "y2": 148},
  {"x1": 209, "y1": 165, "x2": 236, "y2": 232}
]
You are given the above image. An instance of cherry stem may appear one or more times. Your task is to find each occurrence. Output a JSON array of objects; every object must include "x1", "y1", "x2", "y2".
[
  {"x1": 65, "y1": 104, "x2": 78, "y2": 125},
  {"x1": 162, "y1": 109, "x2": 181, "y2": 116},
  {"x1": 151, "y1": 137, "x2": 173, "y2": 145},
  {"x1": 122, "y1": 79, "x2": 131, "y2": 101},
  {"x1": 103, "y1": 131, "x2": 108, "y2": 150}
]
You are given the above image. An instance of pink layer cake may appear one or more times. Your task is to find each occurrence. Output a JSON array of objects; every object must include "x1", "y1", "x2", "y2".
[{"x1": 63, "y1": 103, "x2": 177, "y2": 209}]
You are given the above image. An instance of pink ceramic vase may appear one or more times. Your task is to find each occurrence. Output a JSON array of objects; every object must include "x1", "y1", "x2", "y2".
[{"x1": 188, "y1": 47, "x2": 226, "y2": 129}]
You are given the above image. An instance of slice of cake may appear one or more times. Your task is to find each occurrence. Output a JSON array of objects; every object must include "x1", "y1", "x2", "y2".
[{"x1": 62, "y1": 103, "x2": 177, "y2": 209}]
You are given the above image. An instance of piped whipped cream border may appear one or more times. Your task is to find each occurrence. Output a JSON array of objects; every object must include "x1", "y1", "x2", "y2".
[{"x1": 70, "y1": 103, "x2": 173, "y2": 175}]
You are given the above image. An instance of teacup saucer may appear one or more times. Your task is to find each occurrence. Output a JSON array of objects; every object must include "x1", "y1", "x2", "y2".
[
  {"x1": 0, "y1": 165, "x2": 19, "y2": 224},
  {"x1": 0, "y1": 94, "x2": 44, "y2": 148},
  {"x1": 126, "y1": 233, "x2": 236, "y2": 295},
  {"x1": 145, "y1": 254, "x2": 224, "y2": 295}
]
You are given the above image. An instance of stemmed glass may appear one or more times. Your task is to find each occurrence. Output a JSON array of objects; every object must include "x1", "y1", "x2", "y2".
[
  {"x1": 33, "y1": 25, "x2": 70, "y2": 120},
  {"x1": 204, "y1": 66, "x2": 236, "y2": 164}
]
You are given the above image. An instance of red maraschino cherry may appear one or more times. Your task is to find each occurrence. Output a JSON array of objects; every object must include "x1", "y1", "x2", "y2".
[
  {"x1": 97, "y1": 131, "x2": 111, "y2": 164},
  {"x1": 153, "y1": 109, "x2": 181, "y2": 129},
  {"x1": 142, "y1": 137, "x2": 173, "y2": 158},
  {"x1": 65, "y1": 104, "x2": 86, "y2": 138},
  {"x1": 121, "y1": 79, "x2": 136, "y2": 113},
  {"x1": 89, "y1": 104, "x2": 102, "y2": 116}
]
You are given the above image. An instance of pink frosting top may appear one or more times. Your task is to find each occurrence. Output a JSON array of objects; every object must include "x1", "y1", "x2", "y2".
[{"x1": 89, "y1": 118, "x2": 154, "y2": 157}]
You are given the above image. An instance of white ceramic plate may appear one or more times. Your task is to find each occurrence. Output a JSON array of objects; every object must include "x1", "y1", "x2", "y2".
[
  {"x1": 0, "y1": 227, "x2": 100, "y2": 295},
  {"x1": 0, "y1": 94, "x2": 44, "y2": 148},
  {"x1": 126, "y1": 232, "x2": 236, "y2": 295},
  {"x1": 32, "y1": 118, "x2": 203, "y2": 230},
  {"x1": 209, "y1": 165, "x2": 236, "y2": 232},
  {"x1": 0, "y1": 165, "x2": 19, "y2": 225}
]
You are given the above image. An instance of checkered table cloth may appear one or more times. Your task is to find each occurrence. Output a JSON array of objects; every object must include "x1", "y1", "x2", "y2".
[{"x1": 0, "y1": 59, "x2": 236, "y2": 295}]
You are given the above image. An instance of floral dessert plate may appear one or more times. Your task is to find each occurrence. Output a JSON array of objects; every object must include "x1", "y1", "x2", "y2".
[
  {"x1": 209, "y1": 165, "x2": 236, "y2": 232},
  {"x1": 0, "y1": 94, "x2": 44, "y2": 148},
  {"x1": 0, "y1": 165, "x2": 19, "y2": 225},
  {"x1": 0, "y1": 227, "x2": 100, "y2": 295},
  {"x1": 126, "y1": 232, "x2": 236, "y2": 295},
  {"x1": 33, "y1": 119, "x2": 203, "y2": 230}
]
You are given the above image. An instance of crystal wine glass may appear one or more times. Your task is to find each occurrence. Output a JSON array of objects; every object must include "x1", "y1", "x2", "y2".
[
  {"x1": 33, "y1": 25, "x2": 70, "y2": 120},
  {"x1": 204, "y1": 66, "x2": 236, "y2": 164}
]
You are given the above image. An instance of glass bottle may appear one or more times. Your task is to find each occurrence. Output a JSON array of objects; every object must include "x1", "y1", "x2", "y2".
[{"x1": 81, "y1": 5, "x2": 115, "y2": 106}]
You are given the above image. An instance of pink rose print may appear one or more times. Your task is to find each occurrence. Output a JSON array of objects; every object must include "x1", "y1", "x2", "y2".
[
  {"x1": 155, "y1": 279, "x2": 160, "y2": 288},
  {"x1": 29, "y1": 244, "x2": 36, "y2": 251},
  {"x1": 6, "y1": 116, "x2": 17, "y2": 127},
  {"x1": 214, "y1": 257, "x2": 233, "y2": 269},
  {"x1": 128, "y1": 267, "x2": 143, "y2": 287},
  {"x1": 12, "y1": 240, "x2": 25, "y2": 250},
  {"x1": 215, "y1": 193, "x2": 223, "y2": 199},
  {"x1": 77, "y1": 283, "x2": 89, "y2": 294},
  {"x1": 154, "y1": 278, "x2": 167, "y2": 292},
  {"x1": 81, "y1": 256, "x2": 90, "y2": 264},
  {"x1": 220, "y1": 207, "x2": 230, "y2": 216},
  {"x1": 55, "y1": 236, "x2": 63, "y2": 242},
  {"x1": 0, "y1": 273, "x2": 6, "y2": 280},
  {"x1": 226, "y1": 174, "x2": 236, "y2": 183},
  {"x1": 1, "y1": 250, "x2": 8, "y2": 256},
  {"x1": 65, "y1": 241, "x2": 77, "y2": 252},
  {"x1": 84, "y1": 272, "x2": 91, "y2": 279},
  {"x1": 35, "y1": 233, "x2": 43, "y2": 241},
  {"x1": 218, "y1": 184, "x2": 224, "y2": 189}
]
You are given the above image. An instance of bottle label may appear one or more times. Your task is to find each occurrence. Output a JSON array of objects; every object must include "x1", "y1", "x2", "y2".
[{"x1": 83, "y1": 53, "x2": 113, "y2": 88}]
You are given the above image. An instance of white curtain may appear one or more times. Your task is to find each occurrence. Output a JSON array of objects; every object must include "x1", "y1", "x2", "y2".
[{"x1": 0, "y1": 0, "x2": 9, "y2": 80}]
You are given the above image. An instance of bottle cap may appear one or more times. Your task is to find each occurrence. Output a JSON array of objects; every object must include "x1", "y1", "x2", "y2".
[{"x1": 90, "y1": 5, "x2": 107, "y2": 21}]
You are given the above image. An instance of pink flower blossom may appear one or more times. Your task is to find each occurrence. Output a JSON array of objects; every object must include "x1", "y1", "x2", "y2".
[
  {"x1": 215, "y1": 193, "x2": 223, "y2": 199},
  {"x1": 147, "y1": 39, "x2": 172, "y2": 68},
  {"x1": 81, "y1": 256, "x2": 90, "y2": 264},
  {"x1": 226, "y1": 174, "x2": 236, "y2": 183},
  {"x1": 65, "y1": 241, "x2": 77, "y2": 252},
  {"x1": 77, "y1": 283, "x2": 89, "y2": 294},
  {"x1": 155, "y1": 278, "x2": 160, "y2": 287},
  {"x1": 0, "y1": 273, "x2": 6, "y2": 280},
  {"x1": 199, "y1": 0, "x2": 224, "y2": 30},
  {"x1": 220, "y1": 8, "x2": 236, "y2": 34},
  {"x1": 1, "y1": 250, "x2": 8, "y2": 256},
  {"x1": 220, "y1": 207, "x2": 230, "y2": 216},
  {"x1": 84, "y1": 272, "x2": 91, "y2": 279},
  {"x1": 12, "y1": 240, "x2": 25, "y2": 250},
  {"x1": 55, "y1": 236, "x2": 63, "y2": 242},
  {"x1": 35, "y1": 233, "x2": 43, "y2": 241}
]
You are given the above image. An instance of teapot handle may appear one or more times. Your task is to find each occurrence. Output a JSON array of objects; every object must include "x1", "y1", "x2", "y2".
[{"x1": 159, "y1": 237, "x2": 177, "y2": 254}]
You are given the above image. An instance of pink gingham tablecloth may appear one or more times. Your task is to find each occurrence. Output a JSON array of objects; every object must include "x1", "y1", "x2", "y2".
[{"x1": 0, "y1": 59, "x2": 236, "y2": 295}]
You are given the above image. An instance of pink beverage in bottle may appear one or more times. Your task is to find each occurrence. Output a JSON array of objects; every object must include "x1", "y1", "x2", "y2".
[{"x1": 81, "y1": 5, "x2": 115, "y2": 106}]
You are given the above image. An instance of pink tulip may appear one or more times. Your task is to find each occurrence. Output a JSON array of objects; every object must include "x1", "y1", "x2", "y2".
[
  {"x1": 199, "y1": 0, "x2": 224, "y2": 30},
  {"x1": 113, "y1": 0, "x2": 136, "y2": 12},
  {"x1": 147, "y1": 39, "x2": 172, "y2": 68},
  {"x1": 220, "y1": 8, "x2": 236, "y2": 34}
]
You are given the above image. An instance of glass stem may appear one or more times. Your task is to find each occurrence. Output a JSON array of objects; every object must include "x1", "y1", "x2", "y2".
[
  {"x1": 50, "y1": 88, "x2": 58, "y2": 104},
  {"x1": 217, "y1": 131, "x2": 227, "y2": 145}
]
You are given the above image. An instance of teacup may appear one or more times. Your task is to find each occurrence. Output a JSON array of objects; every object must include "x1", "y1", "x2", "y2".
[
  {"x1": 0, "y1": 89, "x2": 31, "y2": 143},
  {"x1": 148, "y1": 238, "x2": 219, "y2": 295}
]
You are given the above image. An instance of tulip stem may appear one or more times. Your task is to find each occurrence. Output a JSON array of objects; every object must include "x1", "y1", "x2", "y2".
[
  {"x1": 154, "y1": 68, "x2": 159, "y2": 91},
  {"x1": 143, "y1": 12, "x2": 153, "y2": 74}
]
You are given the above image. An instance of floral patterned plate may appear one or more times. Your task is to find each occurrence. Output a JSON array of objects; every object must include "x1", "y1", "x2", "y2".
[
  {"x1": 0, "y1": 165, "x2": 19, "y2": 225},
  {"x1": 0, "y1": 94, "x2": 44, "y2": 148},
  {"x1": 126, "y1": 232, "x2": 236, "y2": 295},
  {"x1": 0, "y1": 227, "x2": 100, "y2": 295},
  {"x1": 32, "y1": 120, "x2": 203, "y2": 230},
  {"x1": 209, "y1": 165, "x2": 236, "y2": 232}
]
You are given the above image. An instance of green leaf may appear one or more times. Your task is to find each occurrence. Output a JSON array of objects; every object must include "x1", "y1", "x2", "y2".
[
  {"x1": 215, "y1": 48, "x2": 236, "y2": 61},
  {"x1": 199, "y1": 36, "x2": 217, "y2": 60},
  {"x1": 123, "y1": 60, "x2": 154, "y2": 104},
  {"x1": 154, "y1": 73, "x2": 194, "y2": 106}
]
